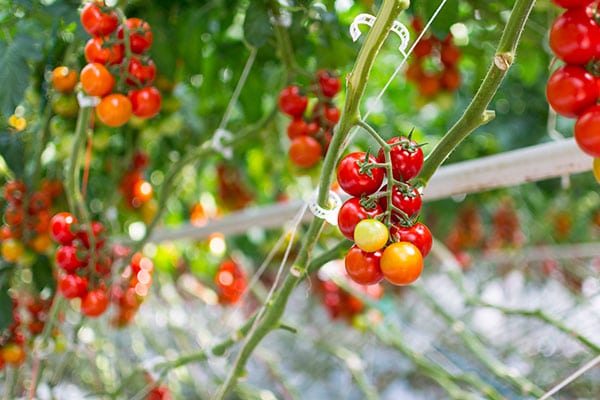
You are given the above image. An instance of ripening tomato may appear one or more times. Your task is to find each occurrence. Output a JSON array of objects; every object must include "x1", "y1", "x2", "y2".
[
  {"x1": 4, "y1": 180, "x2": 26, "y2": 205},
  {"x1": 390, "y1": 222, "x2": 433, "y2": 258},
  {"x1": 344, "y1": 245, "x2": 383, "y2": 285},
  {"x1": 129, "y1": 86, "x2": 161, "y2": 118},
  {"x1": 379, "y1": 185, "x2": 422, "y2": 221},
  {"x1": 278, "y1": 85, "x2": 308, "y2": 117},
  {"x1": 84, "y1": 36, "x2": 124, "y2": 65},
  {"x1": 380, "y1": 241, "x2": 423, "y2": 285},
  {"x1": 337, "y1": 197, "x2": 384, "y2": 241},
  {"x1": 80, "y1": 63, "x2": 115, "y2": 97},
  {"x1": 287, "y1": 118, "x2": 309, "y2": 139},
  {"x1": 55, "y1": 244, "x2": 87, "y2": 273},
  {"x1": 593, "y1": 158, "x2": 600, "y2": 183},
  {"x1": 80, "y1": 1, "x2": 119, "y2": 36},
  {"x1": 337, "y1": 152, "x2": 385, "y2": 196},
  {"x1": 133, "y1": 179, "x2": 153, "y2": 203},
  {"x1": 546, "y1": 65, "x2": 598, "y2": 118},
  {"x1": 58, "y1": 274, "x2": 88, "y2": 299},
  {"x1": 417, "y1": 73, "x2": 441, "y2": 97},
  {"x1": 353, "y1": 219, "x2": 389, "y2": 252},
  {"x1": 377, "y1": 136, "x2": 424, "y2": 181},
  {"x1": 50, "y1": 212, "x2": 78, "y2": 245},
  {"x1": 52, "y1": 94, "x2": 79, "y2": 118},
  {"x1": 317, "y1": 69, "x2": 341, "y2": 98},
  {"x1": 1, "y1": 239, "x2": 25, "y2": 263},
  {"x1": 51, "y1": 66, "x2": 78, "y2": 93},
  {"x1": 118, "y1": 18, "x2": 153, "y2": 54},
  {"x1": 549, "y1": 7, "x2": 600, "y2": 65},
  {"x1": 81, "y1": 288, "x2": 109, "y2": 317},
  {"x1": 552, "y1": 0, "x2": 594, "y2": 8},
  {"x1": 126, "y1": 57, "x2": 156, "y2": 87},
  {"x1": 574, "y1": 105, "x2": 600, "y2": 157},
  {"x1": 289, "y1": 136, "x2": 322, "y2": 168},
  {"x1": 96, "y1": 94, "x2": 132, "y2": 127},
  {"x1": 1, "y1": 343, "x2": 26, "y2": 365}
]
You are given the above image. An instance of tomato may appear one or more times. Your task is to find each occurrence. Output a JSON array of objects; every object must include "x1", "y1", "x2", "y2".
[
  {"x1": 440, "y1": 67, "x2": 461, "y2": 91},
  {"x1": 52, "y1": 94, "x2": 79, "y2": 118},
  {"x1": 353, "y1": 219, "x2": 389, "y2": 252},
  {"x1": 549, "y1": 7, "x2": 600, "y2": 65},
  {"x1": 552, "y1": 0, "x2": 594, "y2": 8},
  {"x1": 344, "y1": 245, "x2": 383, "y2": 285},
  {"x1": 55, "y1": 244, "x2": 88, "y2": 272},
  {"x1": 440, "y1": 42, "x2": 461, "y2": 66},
  {"x1": 324, "y1": 104, "x2": 340, "y2": 125},
  {"x1": 413, "y1": 37, "x2": 434, "y2": 58},
  {"x1": 337, "y1": 152, "x2": 384, "y2": 196},
  {"x1": 81, "y1": 288, "x2": 109, "y2": 317},
  {"x1": 378, "y1": 136, "x2": 424, "y2": 181},
  {"x1": 278, "y1": 85, "x2": 308, "y2": 117},
  {"x1": 1, "y1": 239, "x2": 25, "y2": 263},
  {"x1": 417, "y1": 73, "x2": 441, "y2": 97},
  {"x1": 96, "y1": 93, "x2": 132, "y2": 127},
  {"x1": 405, "y1": 62, "x2": 423, "y2": 82},
  {"x1": 80, "y1": 1, "x2": 119, "y2": 36},
  {"x1": 594, "y1": 157, "x2": 600, "y2": 183},
  {"x1": 132, "y1": 150, "x2": 150, "y2": 169},
  {"x1": 28, "y1": 234, "x2": 53, "y2": 253},
  {"x1": 84, "y1": 36, "x2": 124, "y2": 65},
  {"x1": 380, "y1": 241, "x2": 423, "y2": 285},
  {"x1": 1, "y1": 343, "x2": 26, "y2": 365},
  {"x1": 337, "y1": 197, "x2": 384, "y2": 241},
  {"x1": 50, "y1": 212, "x2": 78, "y2": 245},
  {"x1": 4, "y1": 204, "x2": 23, "y2": 227},
  {"x1": 289, "y1": 136, "x2": 322, "y2": 168},
  {"x1": 546, "y1": 65, "x2": 598, "y2": 118},
  {"x1": 379, "y1": 185, "x2": 422, "y2": 221},
  {"x1": 126, "y1": 57, "x2": 156, "y2": 87},
  {"x1": 128, "y1": 86, "x2": 161, "y2": 118},
  {"x1": 118, "y1": 18, "x2": 153, "y2": 54},
  {"x1": 317, "y1": 69, "x2": 341, "y2": 98},
  {"x1": 575, "y1": 105, "x2": 600, "y2": 157},
  {"x1": 147, "y1": 386, "x2": 172, "y2": 400},
  {"x1": 77, "y1": 221, "x2": 106, "y2": 249},
  {"x1": 51, "y1": 66, "x2": 78, "y2": 93},
  {"x1": 80, "y1": 62, "x2": 115, "y2": 97},
  {"x1": 390, "y1": 222, "x2": 433, "y2": 258},
  {"x1": 287, "y1": 118, "x2": 308, "y2": 139},
  {"x1": 58, "y1": 273, "x2": 88, "y2": 299},
  {"x1": 133, "y1": 179, "x2": 153, "y2": 203},
  {"x1": 4, "y1": 180, "x2": 26, "y2": 205}
]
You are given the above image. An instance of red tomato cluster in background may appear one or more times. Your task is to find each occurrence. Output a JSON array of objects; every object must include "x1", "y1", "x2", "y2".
[
  {"x1": 79, "y1": 1, "x2": 161, "y2": 127},
  {"x1": 337, "y1": 136, "x2": 433, "y2": 286},
  {"x1": 405, "y1": 18, "x2": 462, "y2": 97},
  {"x1": 119, "y1": 150, "x2": 154, "y2": 209},
  {"x1": 216, "y1": 163, "x2": 255, "y2": 211},
  {"x1": 111, "y1": 252, "x2": 154, "y2": 327},
  {"x1": 0, "y1": 299, "x2": 26, "y2": 369},
  {"x1": 546, "y1": 0, "x2": 600, "y2": 160},
  {"x1": 1, "y1": 179, "x2": 63, "y2": 262},
  {"x1": 279, "y1": 70, "x2": 342, "y2": 168},
  {"x1": 215, "y1": 259, "x2": 247, "y2": 305}
]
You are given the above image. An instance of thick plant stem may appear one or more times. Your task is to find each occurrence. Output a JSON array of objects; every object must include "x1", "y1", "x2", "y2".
[
  {"x1": 212, "y1": 2, "x2": 409, "y2": 398},
  {"x1": 419, "y1": 0, "x2": 536, "y2": 184}
]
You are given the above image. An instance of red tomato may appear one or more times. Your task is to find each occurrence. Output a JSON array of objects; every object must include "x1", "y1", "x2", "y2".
[
  {"x1": 81, "y1": 289, "x2": 109, "y2": 318},
  {"x1": 278, "y1": 85, "x2": 308, "y2": 117},
  {"x1": 317, "y1": 69, "x2": 341, "y2": 98},
  {"x1": 413, "y1": 37, "x2": 434, "y2": 58},
  {"x1": 380, "y1": 242, "x2": 423, "y2": 285},
  {"x1": 133, "y1": 179, "x2": 153, "y2": 203},
  {"x1": 379, "y1": 185, "x2": 423, "y2": 221},
  {"x1": 58, "y1": 274, "x2": 88, "y2": 299},
  {"x1": 440, "y1": 67, "x2": 461, "y2": 91},
  {"x1": 337, "y1": 197, "x2": 384, "y2": 241},
  {"x1": 289, "y1": 136, "x2": 322, "y2": 168},
  {"x1": 390, "y1": 222, "x2": 433, "y2": 258},
  {"x1": 129, "y1": 86, "x2": 162, "y2": 118},
  {"x1": 96, "y1": 94, "x2": 132, "y2": 127},
  {"x1": 4, "y1": 180, "x2": 26, "y2": 205},
  {"x1": 287, "y1": 118, "x2": 309, "y2": 139},
  {"x1": 440, "y1": 42, "x2": 461, "y2": 66},
  {"x1": 337, "y1": 152, "x2": 385, "y2": 196},
  {"x1": 80, "y1": 62, "x2": 115, "y2": 97},
  {"x1": 118, "y1": 18, "x2": 153, "y2": 54},
  {"x1": 552, "y1": 0, "x2": 594, "y2": 8},
  {"x1": 344, "y1": 245, "x2": 383, "y2": 285},
  {"x1": 80, "y1": 1, "x2": 119, "y2": 36},
  {"x1": 51, "y1": 66, "x2": 78, "y2": 93},
  {"x1": 574, "y1": 105, "x2": 600, "y2": 157},
  {"x1": 126, "y1": 57, "x2": 156, "y2": 87},
  {"x1": 546, "y1": 65, "x2": 598, "y2": 118},
  {"x1": 549, "y1": 7, "x2": 600, "y2": 65},
  {"x1": 84, "y1": 36, "x2": 124, "y2": 65},
  {"x1": 50, "y1": 212, "x2": 78, "y2": 245},
  {"x1": 377, "y1": 136, "x2": 424, "y2": 181},
  {"x1": 324, "y1": 104, "x2": 340, "y2": 125},
  {"x1": 55, "y1": 244, "x2": 88, "y2": 273},
  {"x1": 77, "y1": 221, "x2": 106, "y2": 249}
]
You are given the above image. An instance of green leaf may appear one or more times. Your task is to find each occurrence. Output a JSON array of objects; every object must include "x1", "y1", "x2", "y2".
[
  {"x1": 0, "y1": 276, "x2": 12, "y2": 333},
  {"x1": 0, "y1": 34, "x2": 40, "y2": 117},
  {"x1": 243, "y1": 0, "x2": 273, "y2": 48},
  {"x1": 32, "y1": 255, "x2": 56, "y2": 293},
  {"x1": 0, "y1": 131, "x2": 25, "y2": 178},
  {"x1": 424, "y1": 0, "x2": 459, "y2": 38}
]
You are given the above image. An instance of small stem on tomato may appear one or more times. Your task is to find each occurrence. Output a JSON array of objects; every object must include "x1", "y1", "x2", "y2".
[{"x1": 356, "y1": 119, "x2": 390, "y2": 150}]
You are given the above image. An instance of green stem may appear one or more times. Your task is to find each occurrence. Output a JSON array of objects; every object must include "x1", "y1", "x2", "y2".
[
  {"x1": 419, "y1": 0, "x2": 536, "y2": 184},
  {"x1": 270, "y1": 2, "x2": 299, "y2": 80}
]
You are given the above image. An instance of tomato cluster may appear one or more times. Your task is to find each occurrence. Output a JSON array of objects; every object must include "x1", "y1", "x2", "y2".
[
  {"x1": 546, "y1": 1, "x2": 600, "y2": 164},
  {"x1": 215, "y1": 259, "x2": 247, "y2": 305},
  {"x1": 119, "y1": 150, "x2": 154, "y2": 209},
  {"x1": 337, "y1": 136, "x2": 433, "y2": 286},
  {"x1": 405, "y1": 18, "x2": 462, "y2": 97},
  {"x1": 279, "y1": 70, "x2": 341, "y2": 168},
  {"x1": 216, "y1": 163, "x2": 255, "y2": 211},
  {"x1": 1, "y1": 179, "x2": 62, "y2": 262},
  {"x1": 51, "y1": 212, "x2": 113, "y2": 318},
  {"x1": 0, "y1": 299, "x2": 26, "y2": 369},
  {"x1": 79, "y1": 1, "x2": 161, "y2": 127},
  {"x1": 110, "y1": 252, "x2": 154, "y2": 327}
]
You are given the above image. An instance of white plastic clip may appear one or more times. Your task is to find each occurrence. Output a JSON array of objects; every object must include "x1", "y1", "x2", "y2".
[
  {"x1": 212, "y1": 128, "x2": 233, "y2": 159},
  {"x1": 308, "y1": 190, "x2": 342, "y2": 226},
  {"x1": 349, "y1": 13, "x2": 411, "y2": 56},
  {"x1": 77, "y1": 92, "x2": 100, "y2": 108}
]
